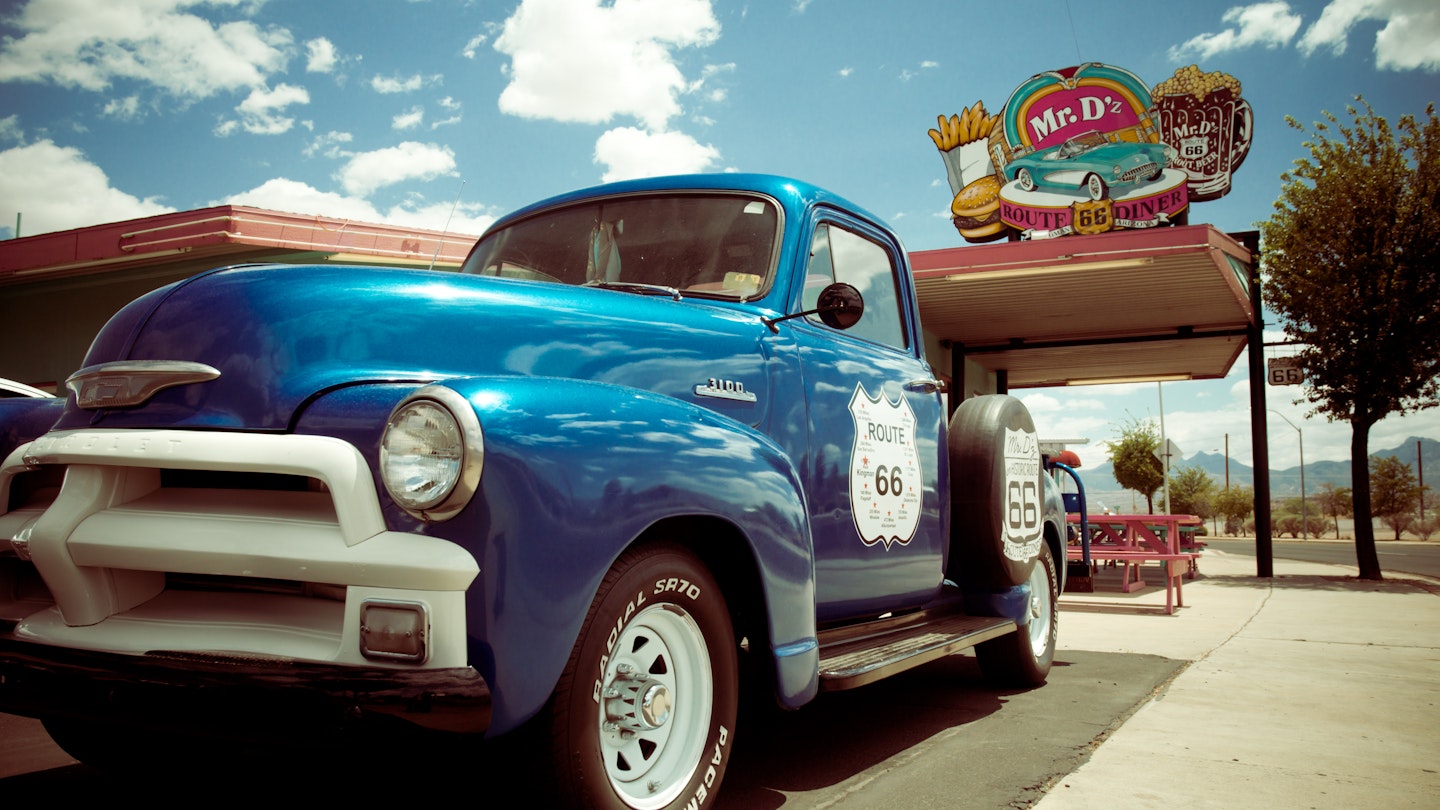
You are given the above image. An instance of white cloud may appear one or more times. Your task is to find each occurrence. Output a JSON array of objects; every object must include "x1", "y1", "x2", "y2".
[
  {"x1": 372, "y1": 73, "x2": 424, "y2": 94},
  {"x1": 838, "y1": 67, "x2": 853, "y2": 78},
  {"x1": 0, "y1": 115, "x2": 22, "y2": 143},
  {"x1": 304, "y1": 130, "x2": 353, "y2": 158},
  {"x1": 462, "y1": 27, "x2": 499, "y2": 59},
  {"x1": 1173, "y1": 1, "x2": 1440, "y2": 71},
  {"x1": 594, "y1": 126, "x2": 720, "y2": 182},
  {"x1": 1168, "y1": 1, "x2": 1303, "y2": 61},
  {"x1": 1020, "y1": 393, "x2": 1108, "y2": 415},
  {"x1": 393, "y1": 106, "x2": 425, "y2": 130},
  {"x1": 0, "y1": 0, "x2": 293, "y2": 99},
  {"x1": 102, "y1": 95, "x2": 142, "y2": 120},
  {"x1": 0, "y1": 139, "x2": 174, "y2": 235},
  {"x1": 687, "y1": 62, "x2": 733, "y2": 104},
  {"x1": 438, "y1": 96, "x2": 461, "y2": 111},
  {"x1": 493, "y1": 0, "x2": 720, "y2": 131},
  {"x1": 1299, "y1": 0, "x2": 1440, "y2": 71},
  {"x1": 226, "y1": 82, "x2": 310, "y2": 135},
  {"x1": 218, "y1": 177, "x2": 495, "y2": 236},
  {"x1": 305, "y1": 37, "x2": 337, "y2": 73},
  {"x1": 383, "y1": 199, "x2": 495, "y2": 237},
  {"x1": 221, "y1": 177, "x2": 380, "y2": 219},
  {"x1": 336, "y1": 141, "x2": 457, "y2": 196}
]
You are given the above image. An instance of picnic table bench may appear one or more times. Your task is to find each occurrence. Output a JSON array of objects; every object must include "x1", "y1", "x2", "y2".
[{"x1": 1065, "y1": 513, "x2": 1203, "y2": 615}]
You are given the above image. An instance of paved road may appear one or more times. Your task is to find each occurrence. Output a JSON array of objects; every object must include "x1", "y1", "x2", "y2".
[
  {"x1": 1205, "y1": 537, "x2": 1440, "y2": 579},
  {"x1": 2, "y1": 644, "x2": 1180, "y2": 807}
]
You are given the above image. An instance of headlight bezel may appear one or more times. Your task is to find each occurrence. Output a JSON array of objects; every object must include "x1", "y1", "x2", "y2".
[{"x1": 380, "y1": 385, "x2": 484, "y2": 522}]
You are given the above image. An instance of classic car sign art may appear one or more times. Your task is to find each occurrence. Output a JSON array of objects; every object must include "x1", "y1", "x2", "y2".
[{"x1": 929, "y1": 62, "x2": 1252, "y2": 242}]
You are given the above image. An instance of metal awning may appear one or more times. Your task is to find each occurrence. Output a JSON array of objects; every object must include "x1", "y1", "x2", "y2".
[{"x1": 910, "y1": 224, "x2": 1256, "y2": 388}]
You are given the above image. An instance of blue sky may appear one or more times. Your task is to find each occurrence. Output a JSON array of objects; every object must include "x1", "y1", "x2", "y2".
[{"x1": 1, "y1": 0, "x2": 1437, "y2": 472}]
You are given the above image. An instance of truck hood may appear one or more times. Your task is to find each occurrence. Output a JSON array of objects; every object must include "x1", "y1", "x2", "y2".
[{"x1": 58, "y1": 264, "x2": 776, "y2": 431}]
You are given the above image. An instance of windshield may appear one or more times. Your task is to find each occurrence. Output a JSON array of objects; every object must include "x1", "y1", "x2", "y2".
[
  {"x1": 461, "y1": 193, "x2": 780, "y2": 299},
  {"x1": 1058, "y1": 131, "x2": 1108, "y2": 158}
]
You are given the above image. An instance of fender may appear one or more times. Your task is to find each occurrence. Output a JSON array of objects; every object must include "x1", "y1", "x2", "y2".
[
  {"x1": 407, "y1": 376, "x2": 818, "y2": 733},
  {"x1": 0, "y1": 397, "x2": 66, "y2": 472},
  {"x1": 0, "y1": 397, "x2": 67, "y2": 523}
]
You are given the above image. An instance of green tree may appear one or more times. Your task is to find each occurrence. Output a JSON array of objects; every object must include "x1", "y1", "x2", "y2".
[
  {"x1": 1215, "y1": 485, "x2": 1255, "y2": 536},
  {"x1": 1371, "y1": 455, "x2": 1423, "y2": 541},
  {"x1": 1259, "y1": 99, "x2": 1440, "y2": 579},
  {"x1": 1108, "y1": 415, "x2": 1164, "y2": 513},
  {"x1": 1168, "y1": 464, "x2": 1216, "y2": 520},
  {"x1": 1273, "y1": 497, "x2": 1326, "y2": 539},
  {"x1": 1314, "y1": 482, "x2": 1353, "y2": 539}
]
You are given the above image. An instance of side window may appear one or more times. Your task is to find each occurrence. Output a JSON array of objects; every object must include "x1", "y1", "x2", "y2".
[{"x1": 805, "y1": 222, "x2": 908, "y2": 350}]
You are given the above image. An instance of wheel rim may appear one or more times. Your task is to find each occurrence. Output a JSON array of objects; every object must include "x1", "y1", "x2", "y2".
[
  {"x1": 1018, "y1": 169, "x2": 1034, "y2": 191},
  {"x1": 1025, "y1": 555, "x2": 1054, "y2": 657},
  {"x1": 1086, "y1": 174, "x2": 1105, "y2": 200},
  {"x1": 597, "y1": 603, "x2": 712, "y2": 809}
]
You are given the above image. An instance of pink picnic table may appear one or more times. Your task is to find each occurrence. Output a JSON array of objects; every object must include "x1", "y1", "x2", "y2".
[{"x1": 1066, "y1": 513, "x2": 1202, "y2": 614}]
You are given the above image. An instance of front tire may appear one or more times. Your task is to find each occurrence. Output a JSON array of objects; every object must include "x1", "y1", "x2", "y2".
[
  {"x1": 1016, "y1": 168, "x2": 1036, "y2": 192},
  {"x1": 547, "y1": 542, "x2": 738, "y2": 810},
  {"x1": 1084, "y1": 173, "x2": 1108, "y2": 201},
  {"x1": 976, "y1": 540, "x2": 1058, "y2": 686}
]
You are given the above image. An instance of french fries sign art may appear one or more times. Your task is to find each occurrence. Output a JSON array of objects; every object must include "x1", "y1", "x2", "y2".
[{"x1": 929, "y1": 62, "x2": 1252, "y2": 242}]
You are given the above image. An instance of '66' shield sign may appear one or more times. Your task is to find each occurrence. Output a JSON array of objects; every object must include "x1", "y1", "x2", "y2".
[
  {"x1": 1003, "y1": 427, "x2": 1043, "y2": 562},
  {"x1": 849, "y1": 383, "x2": 922, "y2": 549}
]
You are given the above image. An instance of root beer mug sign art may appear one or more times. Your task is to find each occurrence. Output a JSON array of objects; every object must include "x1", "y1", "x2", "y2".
[
  {"x1": 1152, "y1": 65, "x2": 1253, "y2": 202},
  {"x1": 929, "y1": 62, "x2": 1252, "y2": 241}
]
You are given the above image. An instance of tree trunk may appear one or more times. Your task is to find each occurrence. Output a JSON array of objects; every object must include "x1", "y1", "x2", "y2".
[{"x1": 1350, "y1": 419, "x2": 1384, "y2": 580}]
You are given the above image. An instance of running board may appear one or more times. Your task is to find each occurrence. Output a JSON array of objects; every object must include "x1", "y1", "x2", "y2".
[{"x1": 817, "y1": 610, "x2": 1017, "y2": 691}]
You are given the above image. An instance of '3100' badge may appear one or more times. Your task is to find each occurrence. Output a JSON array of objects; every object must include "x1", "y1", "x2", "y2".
[{"x1": 848, "y1": 382, "x2": 922, "y2": 549}]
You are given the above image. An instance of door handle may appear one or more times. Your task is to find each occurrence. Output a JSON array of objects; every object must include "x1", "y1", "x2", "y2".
[{"x1": 905, "y1": 378, "x2": 945, "y2": 394}]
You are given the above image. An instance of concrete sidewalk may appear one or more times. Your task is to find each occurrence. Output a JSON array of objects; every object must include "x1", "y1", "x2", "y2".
[{"x1": 1037, "y1": 548, "x2": 1440, "y2": 809}]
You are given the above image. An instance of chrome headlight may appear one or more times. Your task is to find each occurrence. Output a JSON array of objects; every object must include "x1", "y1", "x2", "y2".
[{"x1": 381, "y1": 385, "x2": 484, "y2": 521}]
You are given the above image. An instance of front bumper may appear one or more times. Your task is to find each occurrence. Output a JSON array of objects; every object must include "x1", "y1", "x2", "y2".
[
  {"x1": 0, "y1": 632, "x2": 491, "y2": 738},
  {"x1": 0, "y1": 427, "x2": 489, "y2": 739}
]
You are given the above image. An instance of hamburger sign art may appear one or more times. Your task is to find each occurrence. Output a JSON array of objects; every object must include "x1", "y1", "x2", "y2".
[{"x1": 930, "y1": 62, "x2": 1252, "y2": 242}]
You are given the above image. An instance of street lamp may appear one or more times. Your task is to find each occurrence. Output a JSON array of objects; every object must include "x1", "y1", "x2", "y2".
[{"x1": 1269, "y1": 410, "x2": 1307, "y2": 541}]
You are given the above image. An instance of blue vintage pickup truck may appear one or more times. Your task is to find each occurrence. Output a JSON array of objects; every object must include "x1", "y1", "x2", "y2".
[{"x1": 0, "y1": 174, "x2": 1063, "y2": 806}]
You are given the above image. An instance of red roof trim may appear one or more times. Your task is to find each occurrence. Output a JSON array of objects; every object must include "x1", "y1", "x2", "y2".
[
  {"x1": 1, "y1": 206, "x2": 481, "y2": 279},
  {"x1": 909, "y1": 223, "x2": 1252, "y2": 278}
]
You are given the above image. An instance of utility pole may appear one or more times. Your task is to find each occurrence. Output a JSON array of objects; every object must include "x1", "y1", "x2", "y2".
[{"x1": 1269, "y1": 410, "x2": 1307, "y2": 541}]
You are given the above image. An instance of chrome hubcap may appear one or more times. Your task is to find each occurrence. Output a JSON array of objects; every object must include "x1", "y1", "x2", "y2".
[{"x1": 596, "y1": 604, "x2": 712, "y2": 809}]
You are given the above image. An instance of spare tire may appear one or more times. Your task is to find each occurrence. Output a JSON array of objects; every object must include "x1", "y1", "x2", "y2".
[{"x1": 947, "y1": 394, "x2": 1045, "y2": 588}]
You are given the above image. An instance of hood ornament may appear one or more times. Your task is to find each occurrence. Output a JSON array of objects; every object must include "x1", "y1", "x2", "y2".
[{"x1": 66, "y1": 360, "x2": 221, "y2": 409}]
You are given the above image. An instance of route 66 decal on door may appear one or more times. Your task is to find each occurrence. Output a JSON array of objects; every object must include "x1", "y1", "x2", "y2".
[{"x1": 848, "y1": 382, "x2": 922, "y2": 549}]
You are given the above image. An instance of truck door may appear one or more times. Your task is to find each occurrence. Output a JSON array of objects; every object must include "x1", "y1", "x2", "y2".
[{"x1": 792, "y1": 215, "x2": 948, "y2": 624}]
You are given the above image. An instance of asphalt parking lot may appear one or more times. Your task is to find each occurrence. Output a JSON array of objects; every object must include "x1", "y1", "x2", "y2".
[{"x1": 1, "y1": 641, "x2": 1182, "y2": 806}]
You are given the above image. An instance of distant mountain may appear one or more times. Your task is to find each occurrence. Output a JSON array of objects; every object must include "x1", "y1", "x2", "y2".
[{"x1": 1069, "y1": 435, "x2": 1439, "y2": 509}]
